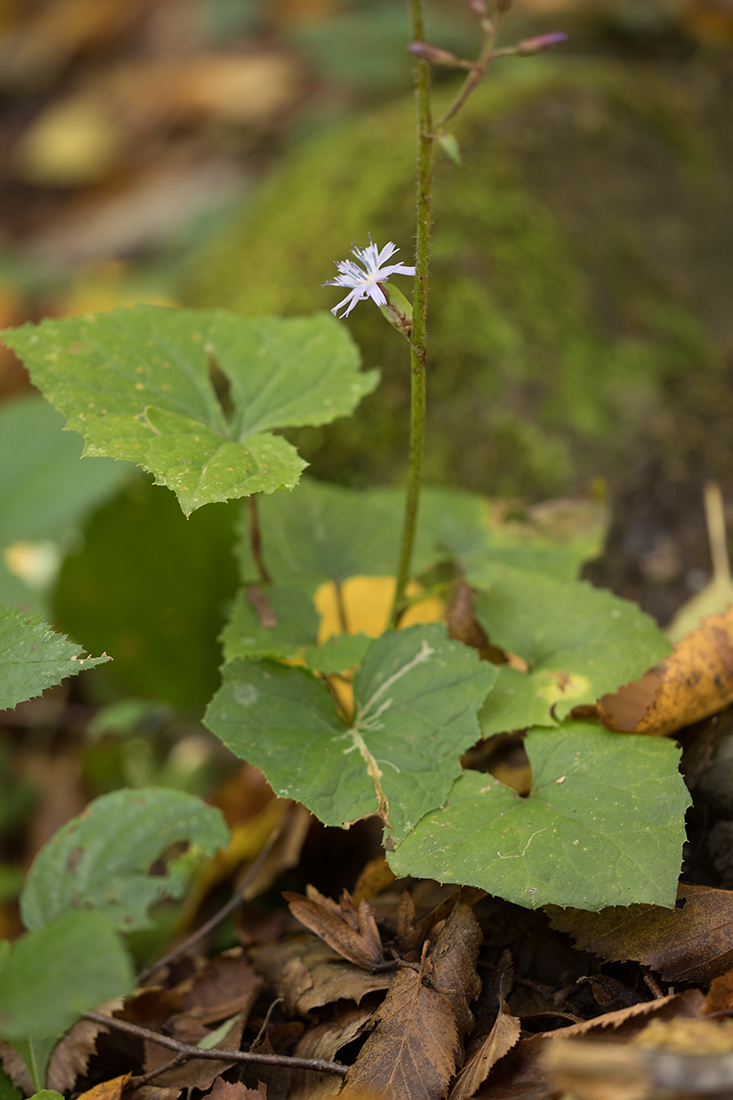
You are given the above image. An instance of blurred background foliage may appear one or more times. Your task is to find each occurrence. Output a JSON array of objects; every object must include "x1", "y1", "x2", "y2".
[{"x1": 0, "y1": 0, "x2": 732, "y2": 923}]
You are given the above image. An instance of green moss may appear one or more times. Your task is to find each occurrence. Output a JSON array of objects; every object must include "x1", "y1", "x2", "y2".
[{"x1": 186, "y1": 60, "x2": 732, "y2": 497}]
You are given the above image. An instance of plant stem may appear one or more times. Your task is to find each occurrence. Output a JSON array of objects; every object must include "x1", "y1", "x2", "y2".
[
  {"x1": 433, "y1": 14, "x2": 501, "y2": 130},
  {"x1": 83, "y1": 1012, "x2": 348, "y2": 1078},
  {"x1": 391, "y1": 0, "x2": 434, "y2": 627},
  {"x1": 248, "y1": 494, "x2": 271, "y2": 585}
]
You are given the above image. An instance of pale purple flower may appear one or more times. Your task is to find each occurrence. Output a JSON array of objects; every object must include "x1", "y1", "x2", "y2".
[{"x1": 324, "y1": 238, "x2": 416, "y2": 319}]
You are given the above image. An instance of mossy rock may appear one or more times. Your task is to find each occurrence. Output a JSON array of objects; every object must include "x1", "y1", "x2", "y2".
[{"x1": 187, "y1": 59, "x2": 733, "y2": 499}]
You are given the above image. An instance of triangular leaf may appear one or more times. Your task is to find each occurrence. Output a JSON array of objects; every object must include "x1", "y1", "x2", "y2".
[
  {"x1": 1, "y1": 308, "x2": 378, "y2": 515},
  {"x1": 206, "y1": 623, "x2": 497, "y2": 842},
  {"x1": 390, "y1": 723, "x2": 690, "y2": 910},
  {"x1": 0, "y1": 606, "x2": 110, "y2": 712}
]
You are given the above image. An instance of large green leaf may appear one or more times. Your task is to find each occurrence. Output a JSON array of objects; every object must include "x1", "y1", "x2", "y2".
[
  {"x1": 0, "y1": 394, "x2": 133, "y2": 612},
  {"x1": 1, "y1": 308, "x2": 378, "y2": 515},
  {"x1": 220, "y1": 583, "x2": 372, "y2": 673},
  {"x1": 390, "y1": 723, "x2": 690, "y2": 910},
  {"x1": 206, "y1": 623, "x2": 497, "y2": 842},
  {"x1": 53, "y1": 475, "x2": 238, "y2": 714},
  {"x1": 475, "y1": 570, "x2": 670, "y2": 731},
  {"x1": 0, "y1": 910, "x2": 133, "y2": 1041},
  {"x1": 0, "y1": 606, "x2": 110, "y2": 712},
  {"x1": 20, "y1": 787, "x2": 229, "y2": 933}
]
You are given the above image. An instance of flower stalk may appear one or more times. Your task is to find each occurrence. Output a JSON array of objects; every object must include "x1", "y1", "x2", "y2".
[{"x1": 390, "y1": 0, "x2": 434, "y2": 626}]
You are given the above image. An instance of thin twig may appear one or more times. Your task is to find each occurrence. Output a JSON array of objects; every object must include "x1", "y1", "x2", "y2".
[
  {"x1": 247, "y1": 495, "x2": 272, "y2": 585},
  {"x1": 252, "y1": 997, "x2": 284, "y2": 1049},
  {"x1": 136, "y1": 817, "x2": 287, "y2": 985},
  {"x1": 433, "y1": 13, "x2": 502, "y2": 130},
  {"x1": 83, "y1": 1012, "x2": 348, "y2": 1078},
  {"x1": 128, "y1": 1053, "x2": 188, "y2": 1090}
]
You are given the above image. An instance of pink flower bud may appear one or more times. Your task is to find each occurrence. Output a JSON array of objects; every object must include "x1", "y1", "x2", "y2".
[
  {"x1": 464, "y1": 0, "x2": 489, "y2": 16},
  {"x1": 516, "y1": 31, "x2": 568, "y2": 55},
  {"x1": 409, "y1": 41, "x2": 462, "y2": 66}
]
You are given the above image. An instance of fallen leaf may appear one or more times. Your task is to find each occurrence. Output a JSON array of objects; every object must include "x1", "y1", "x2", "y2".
[
  {"x1": 704, "y1": 967, "x2": 733, "y2": 1014},
  {"x1": 315, "y1": 576, "x2": 444, "y2": 642},
  {"x1": 290, "y1": 1003, "x2": 374, "y2": 1100},
  {"x1": 395, "y1": 891, "x2": 420, "y2": 955},
  {"x1": 47, "y1": 1008, "x2": 118, "y2": 1092},
  {"x1": 252, "y1": 937, "x2": 392, "y2": 1015},
  {"x1": 76, "y1": 1073, "x2": 131, "y2": 1100},
  {"x1": 342, "y1": 964, "x2": 459, "y2": 1100},
  {"x1": 430, "y1": 902, "x2": 482, "y2": 1038},
  {"x1": 143, "y1": 1014, "x2": 245, "y2": 1090},
  {"x1": 598, "y1": 605, "x2": 733, "y2": 736},
  {"x1": 177, "y1": 950, "x2": 263, "y2": 1025},
  {"x1": 473, "y1": 992, "x2": 704, "y2": 1100},
  {"x1": 633, "y1": 1015, "x2": 733, "y2": 1052},
  {"x1": 352, "y1": 856, "x2": 396, "y2": 905},
  {"x1": 548, "y1": 884, "x2": 733, "y2": 984},
  {"x1": 448, "y1": 998, "x2": 521, "y2": 1100},
  {"x1": 284, "y1": 887, "x2": 385, "y2": 970},
  {"x1": 208, "y1": 1080, "x2": 268, "y2": 1100}
]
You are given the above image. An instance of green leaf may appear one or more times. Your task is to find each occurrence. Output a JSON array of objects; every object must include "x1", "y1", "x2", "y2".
[
  {"x1": 8, "y1": 1042, "x2": 58, "y2": 1094},
  {"x1": 53, "y1": 475, "x2": 238, "y2": 714},
  {"x1": 0, "y1": 394, "x2": 133, "y2": 613},
  {"x1": 2, "y1": 308, "x2": 378, "y2": 516},
  {"x1": 20, "y1": 787, "x2": 229, "y2": 932},
  {"x1": 237, "y1": 478, "x2": 402, "y2": 586},
  {"x1": 28, "y1": 1091, "x2": 63, "y2": 1100},
  {"x1": 221, "y1": 582, "x2": 372, "y2": 673},
  {"x1": 206, "y1": 623, "x2": 497, "y2": 842},
  {"x1": 0, "y1": 1067, "x2": 22, "y2": 1100},
  {"x1": 221, "y1": 583, "x2": 319, "y2": 663},
  {"x1": 0, "y1": 394, "x2": 132, "y2": 548},
  {"x1": 474, "y1": 570, "x2": 671, "y2": 729},
  {"x1": 390, "y1": 723, "x2": 690, "y2": 910},
  {"x1": 436, "y1": 130, "x2": 463, "y2": 166},
  {"x1": 0, "y1": 606, "x2": 110, "y2": 712},
  {"x1": 0, "y1": 910, "x2": 134, "y2": 1041},
  {"x1": 301, "y1": 632, "x2": 373, "y2": 674}
]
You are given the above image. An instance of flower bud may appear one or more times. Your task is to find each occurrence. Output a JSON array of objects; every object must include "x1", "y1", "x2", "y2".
[
  {"x1": 409, "y1": 41, "x2": 462, "y2": 66},
  {"x1": 464, "y1": 0, "x2": 489, "y2": 16},
  {"x1": 495, "y1": 0, "x2": 513, "y2": 12},
  {"x1": 516, "y1": 31, "x2": 568, "y2": 55}
]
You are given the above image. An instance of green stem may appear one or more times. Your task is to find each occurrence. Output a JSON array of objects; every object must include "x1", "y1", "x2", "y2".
[{"x1": 391, "y1": 0, "x2": 434, "y2": 627}]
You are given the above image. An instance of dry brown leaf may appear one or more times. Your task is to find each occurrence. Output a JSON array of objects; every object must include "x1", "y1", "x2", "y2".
[
  {"x1": 47, "y1": 1008, "x2": 119, "y2": 1092},
  {"x1": 290, "y1": 1003, "x2": 375, "y2": 1100},
  {"x1": 704, "y1": 966, "x2": 733, "y2": 1014},
  {"x1": 143, "y1": 1013, "x2": 245, "y2": 1090},
  {"x1": 598, "y1": 605, "x2": 733, "y2": 736},
  {"x1": 252, "y1": 937, "x2": 392, "y2": 1015},
  {"x1": 341, "y1": 965, "x2": 459, "y2": 1100},
  {"x1": 430, "y1": 902, "x2": 482, "y2": 1038},
  {"x1": 284, "y1": 887, "x2": 385, "y2": 970},
  {"x1": 352, "y1": 855, "x2": 396, "y2": 905},
  {"x1": 545, "y1": 1026, "x2": 733, "y2": 1100},
  {"x1": 548, "y1": 884, "x2": 733, "y2": 984},
  {"x1": 633, "y1": 1015, "x2": 733, "y2": 1053},
  {"x1": 208, "y1": 1079, "x2": 268, "y2": 1100},
  {"x1": 177, "y1": 949, "x2": 262, "y2": 1025},
  {"x1": 538, "y1": 990, "x2": 705, "y2": 1041},
  {"x1": 449, "y1": 998, "x2": 521, "y2": 1100},
  {"x1": 76, "y1": 1073, "x2": 132, "y2": 1100},
  {"x1": 396, "y1": 891, "x2": 420, "y2": 955}
]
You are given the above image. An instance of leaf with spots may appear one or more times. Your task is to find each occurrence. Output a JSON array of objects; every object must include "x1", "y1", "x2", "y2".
[
  {"x1": 20, "y1": 788, "x2": 229, "y2": 933},
  {"x1": 205, "y1": 623, "x2": 497, "y2": 843},
  {"x1": 1, "y1": 307, "x2": 378, "y2": 515},
  {"x1": 474, "y1": 570, "x2": 671, "y2": 734},
  {"x1": 0, "y1": 605, "x2": 110, "y2": 712},
  {"x1": 389, "y1": 723, "x2": 690, "y2": 910}
]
